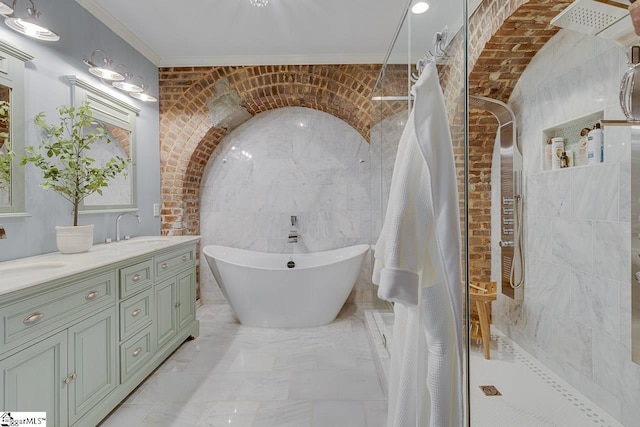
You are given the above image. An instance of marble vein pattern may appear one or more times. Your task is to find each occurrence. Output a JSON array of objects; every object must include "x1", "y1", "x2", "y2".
[
  {"x1": 199, "y1": 107, "x2": 374, "y2": 305},
  {"x1": 99, "y1": 303, "x2": 386, "y2": 427},
  {"x1": 495, "y1": 29, "x2": 634, "y2": 424}
]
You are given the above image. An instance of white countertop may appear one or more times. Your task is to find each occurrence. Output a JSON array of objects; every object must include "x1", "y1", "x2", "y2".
[{"x1": 0, "y1": 236, "x2": 200, "y2": 296}]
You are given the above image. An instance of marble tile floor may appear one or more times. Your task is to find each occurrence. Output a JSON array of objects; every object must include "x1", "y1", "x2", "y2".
[
  {"x1": 99, "y1": 303, "x2": 387, "y2": 427},
  {"x1": 365, "y1": 310, "x2": 623, "y2": 427},
  {"x1": 469, "y1": 330, "x2": 623, "y2": 427}
]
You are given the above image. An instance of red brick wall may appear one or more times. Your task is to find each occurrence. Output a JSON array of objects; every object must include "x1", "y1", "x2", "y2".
[
  {"x1": 158, "y1": 0, "x2": 573, "y2": 284},
  {"x1": 159, "y1": 65, "x2": 381, "y2": 237},
  {"x1": 464, "y1": 0, "x2": 571, "y2": 282}
]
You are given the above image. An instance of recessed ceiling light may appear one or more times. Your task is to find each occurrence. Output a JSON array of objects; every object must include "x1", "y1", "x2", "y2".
[{"x1": 411, "y1": 2, "x2": 429, "y2": 14}]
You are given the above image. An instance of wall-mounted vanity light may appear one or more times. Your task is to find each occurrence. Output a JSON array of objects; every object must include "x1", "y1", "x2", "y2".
[
  {"x1": 83, "y1": 49, "x2": 125, "y2": 81},
  {"x1": 84, "y1": 50, "x2": 158, "y2": 103},
  {"x1": 114, "y1": 74, "x2": 157, "y2": 102},
  {"x1": 112, "y1": 72, "x2": 143, "y2": 93},
  {"x1": 129, "y1": 83, "x2": 157, "y2": 103},
  {"x1": 2, "y1": 0, "x2": 59, "y2": 42}
]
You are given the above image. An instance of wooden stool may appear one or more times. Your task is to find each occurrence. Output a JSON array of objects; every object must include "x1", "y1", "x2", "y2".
[{"x1": 469, "y1": 281, "x2": 497, "y2": 359}]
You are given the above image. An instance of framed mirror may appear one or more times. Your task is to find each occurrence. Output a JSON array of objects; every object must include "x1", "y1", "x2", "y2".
[
  {"x1": 68, "y1": 76, "x2": 140, "y2": 213},
  {"x1": 0, "y1": 40, "x2": 32, "y2": 217}
]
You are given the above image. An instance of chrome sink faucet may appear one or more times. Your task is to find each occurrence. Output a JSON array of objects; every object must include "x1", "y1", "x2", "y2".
[{"x1": 115, "y1": 212, "x2": 141, "y2": 242}]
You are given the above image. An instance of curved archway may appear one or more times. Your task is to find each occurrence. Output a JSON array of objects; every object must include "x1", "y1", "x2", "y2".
[
  {"x1": 159, "y1": 65, "x2": 380, "y2": 235},
  {"x1": 465, "y1": 0, "x2": 572, "y2": 281}
]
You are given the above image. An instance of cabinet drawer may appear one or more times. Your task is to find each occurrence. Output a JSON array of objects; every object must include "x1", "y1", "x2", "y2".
[
  {"x1": 120, "y1": 327, "x2": 152, "y2": 382},
  {"x1": 120, "y1": 289, "x2": 152, "y2": 341},
  {"x1": 154, "y1": 246, "x2": 195, "y2": 279},
  {"x1": 1, "y1": 272, "x2": 115, "y2": 353},
  {"x1": 119, "y1": 259, "x2": 153, "y2": 299}
]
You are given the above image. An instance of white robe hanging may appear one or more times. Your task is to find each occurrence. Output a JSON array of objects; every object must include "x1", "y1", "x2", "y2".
[{"x1": 372, "y1": 62, "x2": 463, "y2": 427}]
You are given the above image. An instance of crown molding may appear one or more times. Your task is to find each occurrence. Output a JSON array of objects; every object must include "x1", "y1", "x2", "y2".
[
  {"x1": 75, "y1": 0, "x2": 161, "y2": 66},
  {"x1": 158, "y1": 53, "x2": 386, "y2": 68}
]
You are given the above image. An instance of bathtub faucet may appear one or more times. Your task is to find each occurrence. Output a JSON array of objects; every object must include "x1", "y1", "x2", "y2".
[{"x1": 288, "y1": 215, "x2": 298, "y2": 243}]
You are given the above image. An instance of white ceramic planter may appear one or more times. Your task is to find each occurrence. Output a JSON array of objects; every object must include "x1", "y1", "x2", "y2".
[{"x1": 55, "y1": 224, "x2": 94, "y2": 254}]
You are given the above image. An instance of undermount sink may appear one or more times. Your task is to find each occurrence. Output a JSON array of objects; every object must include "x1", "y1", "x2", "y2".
[
  {"x1": 0, "y1": 262, "x2": 68, "y2": 274},
  {"x1": 119, "y1": 236, "x2": 172, "y2": 245}
]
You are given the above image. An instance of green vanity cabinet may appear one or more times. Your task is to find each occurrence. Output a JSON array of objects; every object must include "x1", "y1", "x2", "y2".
[
  {"x1": 0, "y1": 286, "x2": 117, "y2": 427},
  {"x1": 155, "y1": 269, "x2": 196, "y2": 349},
  {"x1": 67, "y1": 307, "x2": 117, "y2": 425},
  {"x1": 0, "y1": 330, "x2": 68, "y2": 426},
  {"x1": 177, "y1": 269, "x2": 196, "y2": 331},
  {"x1": 155, "y1": 276, "x2": 177, "y2": 349},
  {"x1": 154, "y1": 246, "x2": 197, "y2": 350},
  {"x1": 0, "y1": 239, "x2": 200, "y2": 427}
]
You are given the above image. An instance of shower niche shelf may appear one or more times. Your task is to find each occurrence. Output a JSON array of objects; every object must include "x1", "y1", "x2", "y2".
[{"x1": 541, "y1": 110, "x2": 604, "y2": 171}]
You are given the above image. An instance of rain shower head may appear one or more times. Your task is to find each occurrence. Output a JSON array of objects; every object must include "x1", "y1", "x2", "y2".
[{"x1": 551, "y1": 0, "x2": 636, "y2": 54}]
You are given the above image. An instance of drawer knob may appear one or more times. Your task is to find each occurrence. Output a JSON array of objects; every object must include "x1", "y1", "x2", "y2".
[
  {"x1": 181, "y1": 255, "x2": 188, "y2": 262},
  {"x1": 23, "y1": 312, "x2": 44, "y2": 324},
  {"x1": 132, "y1": 274, "x2": 142, "y2": 282},
  {"x1": 175, "y1": 302, "x2": 181, "y2": 308},
  {"x1": 132, "y1": 347, "x2": 142, "y2": 357},
  {"x1": 132, "y1": 308, "x2": 142, "y2": 317},
  {"x1": 161, "y1": 263, "x2": 168, "y2": 269},
  {"x1": 63, "y1": 373, "x2": 77, "y2": 384},
  {"x1": 85, "y1": 290, "x2": 99, "y2": 300}
]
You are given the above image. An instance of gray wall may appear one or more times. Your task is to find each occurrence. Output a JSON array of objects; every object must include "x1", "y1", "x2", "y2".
[{"x1": 0, "y1": 0, "x2": 160, "y2": 261}]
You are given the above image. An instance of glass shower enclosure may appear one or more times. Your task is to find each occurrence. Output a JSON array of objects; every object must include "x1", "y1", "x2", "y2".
[
  {"x1": 369, "y1": 0, "x2": 469, "y2": 422},
  {"x1": 369, "y1": 0, "x2": 638, "y2": 426}
]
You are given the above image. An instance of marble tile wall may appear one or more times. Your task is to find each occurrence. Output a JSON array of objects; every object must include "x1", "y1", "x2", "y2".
[
  {"x1": 199, "y1": 107, "x2": 374, "y2": 304},
  {"x1": 493, "y1": 30, "x2": 639, "y2": 425}
]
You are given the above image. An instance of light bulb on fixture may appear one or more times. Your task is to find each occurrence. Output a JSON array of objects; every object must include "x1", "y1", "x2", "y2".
[
  {"x1": 249, "y1": 0, "x2": 269, "y2": 7},
  {"x1": 112, "y1": 72, "x2": 144, "y2": 93},
  {"x1": 411, "y1": 1, "x2": 429, "y2": 14},
  {"x1": 129, "y1": 83, "x2": 157, "y2": 103},
  {"x1": 82, "y1": 49, "x2": 125, "y2": 81},
  {"x1": 129, "y1": 91, "x2": 157, "y2": 103},
  {"x1": 4, "y1": 0, "x2": 59, "y2": 41}
]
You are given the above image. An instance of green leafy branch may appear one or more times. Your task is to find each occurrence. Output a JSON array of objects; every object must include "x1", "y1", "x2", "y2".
[
  {"x1": 0, "y1": 100, "x2": 12, "y2": 191},
  {"x1": 21, "y1": 101, "x2": 131, "y2": 226}
]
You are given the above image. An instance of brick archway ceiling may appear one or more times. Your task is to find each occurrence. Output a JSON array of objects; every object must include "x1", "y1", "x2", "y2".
[
  {"x1": 159, "y1": 65, "x2": 380, "y2": 235},
  {"x1": 466, "y1": 0, "x2": 573, "y2": 281},
  {"x1": 158, "y1": 0, "x2": 575, "y2": 238},
  {"x1": 469, "y1": 0, "x2": 572, "y2": 102}
]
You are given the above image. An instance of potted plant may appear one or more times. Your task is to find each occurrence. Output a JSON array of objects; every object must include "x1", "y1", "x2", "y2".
[{"x1": 21, "y1": 101, "x2": 131, "y2": 253}]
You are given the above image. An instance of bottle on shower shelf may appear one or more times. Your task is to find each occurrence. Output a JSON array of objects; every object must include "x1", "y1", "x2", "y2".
[
  {"x1": 587, "y1": 122, "x2": 603, "y2": 164},
  {"x1": 577, "y1": 128, "x2": 590, "y2": 166},
  {"x1": 560, "y1": 151, "x2": 568, "y2": 168},
  {"x1": 551, "y1": 137, "x2": 565, "y2": 170}
]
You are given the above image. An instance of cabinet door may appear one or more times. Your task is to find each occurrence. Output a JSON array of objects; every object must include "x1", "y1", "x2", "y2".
[
  {"x1": 0, "y1": 330, "x2": 68, "y2": 427},
  {"x1": 67, "y1": 307, "x2": 117, "y2": 425},
  {"x1": 155, "y1": 277, "x2": 177, "y2": 349},
  {"x1": 177, "y1": 269, "x2": 196, "y2": 331}
]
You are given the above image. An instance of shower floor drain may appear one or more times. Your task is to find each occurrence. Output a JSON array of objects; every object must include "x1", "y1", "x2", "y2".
[{"x1": 480, "y1": 385, "x2": 502, "y2": 396}]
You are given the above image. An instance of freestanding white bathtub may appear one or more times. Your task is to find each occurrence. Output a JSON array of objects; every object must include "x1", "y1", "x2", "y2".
[{"x1": 202, "y1": 244, "x2": 370, "y2": 328}]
